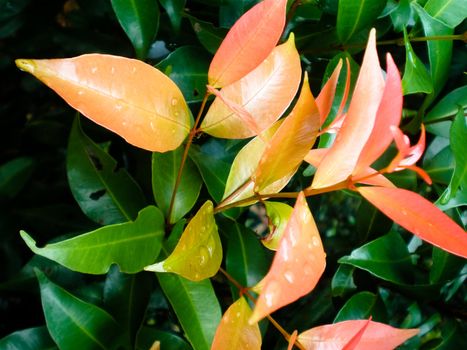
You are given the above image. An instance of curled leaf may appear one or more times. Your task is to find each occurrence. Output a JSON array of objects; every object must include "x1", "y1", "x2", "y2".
[
  {"x1": 262, "y1": 201, "x2": 293, "y2": 251},
  {"x1": 211, "y1": 298, "x2": 261, "y2": 350},
  {"x1": 250, "y1": 192, "x2": 326, "y2": 323},
  {"x1": 208, "y1": 0, "x2": 287, "y2": 88},
  {"x1": 145, "y1": 201, "x2": 222, "y2": 281},
  {"x1": 16, "y1": 54, "x2": 190, "y2": 152}
]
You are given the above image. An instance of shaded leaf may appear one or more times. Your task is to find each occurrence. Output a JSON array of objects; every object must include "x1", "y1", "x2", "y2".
[
  {"x1": 188, "y1": 16, "x2": 228, "y2": 54},
  {"x1": 209, "y1": 0, "x2": 287, "y2": 88},
  {"x1": 0, "y1": 156, "x2": 34, "y2": 199},
  {"x1": 262, "y1": 201, "x2": 293, "y2": 251},
  {"x1": 298, "y1": 320, "x2": 418, "y2": 350},
  {"x1": 145, "y1": 201, "x2": 222, "y2": 281},
  {"x1": 358, "y1": 186, "x2": 467, "y2": 258},
  {"x1": 425, "y1": 85, "x2": 467, "y2": 122},
  {"x1": 201, "y1": 35, "x2": 301, "y2": 138},
  {"x1": 110, "y1": 0, "x2": 159, "y2": 59},
  {"x1": 67, "y1": 117, "x2": 146, "y2": 225},
  {"x1": 219, "y1": 0, "x2": 258, "y2": 27},
  {"x1": 334, "y1": 292, "x2": 387, "y2": 323},
  {"x1": 250, "y1": 192, "x2": 326, "y2": 323},
  {"x1": 159, "y1": 0, "x2": 185, "y2": 32},
  {"x1": 424, "y1": 0, "x2": 467, "y2": 28},
  {"x1": 21, "y1": 206, "x2": 165, "y2": 274},
  {"x1": 152, "y1": 145, "x2": 202, "y2": 223},
  {"x1": 430, "y1": 247, "x2": 465, "y2": 284},
  {"x1": 16, "y1": 54, "x2": 190, "y2": 152},
  {"x1": 0, "y1": 326, "x2": 57, "y2": 350},
  {"x1": 35, "y1": 269, "x2": 121, "y2": 350},
  {"x1": 136, "y1": 327, "x2": 191, "y2": 350},
  {"x1": 331, "y1": 264, "x2": 357, "y2": 297},
  {"x1": 211, "y1": 297, "x2": 261, "y2": 350}
]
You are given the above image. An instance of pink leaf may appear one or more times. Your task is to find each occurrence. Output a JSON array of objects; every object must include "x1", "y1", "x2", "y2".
[{"x1": 342, "y1": 317, "x2": 372, "y2": 350}]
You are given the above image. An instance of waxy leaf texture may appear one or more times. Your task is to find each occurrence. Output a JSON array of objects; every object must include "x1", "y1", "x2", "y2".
[
  {"x1": 250, "y1": 192, "x2": 326, "y2": 323},
  {"x1": 201, "y1": 35, "x2": 301, "y2": 139},
  {"x1": 16, "y1": 54, "x2": 190, "y2": 152},
  {"x1": 208, "y1": 0, "x2": 287, "y2": 88},
  {"x1": 145, "y1": 201, "x2": 222, "y2": 281}
]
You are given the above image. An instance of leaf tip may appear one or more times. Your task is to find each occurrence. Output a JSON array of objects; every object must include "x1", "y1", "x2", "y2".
[
  {"x1": 144, "y1": 262, "x2": 166, "y2": 273},
  {"x1": 20, "y1": 230, "x2": 38, "y2": 252},
  {"x1": 15, "y1": 59, "x2": 36, "y2": 73}
]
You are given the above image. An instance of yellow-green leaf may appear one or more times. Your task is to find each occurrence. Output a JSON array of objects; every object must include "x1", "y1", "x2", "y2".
[
  {"x1": 211, "y1": 297, "x2": 261, "y2": 350},
  {"x1": 15, "y1": 54, "x2": 190, "y2": 152},
  {"x1": 201, "y1": 34, "x2": 301, "y2": 139},
  {"x1": 145, "y1": 201, "x2": 222, "y2": 281},
  {"x1": 262, "y1": 201, "x2": 293, "y2": 251}
]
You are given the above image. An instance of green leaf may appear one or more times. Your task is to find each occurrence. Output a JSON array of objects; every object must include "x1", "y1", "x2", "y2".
[
  {"x1": 67, "y1": 117, "x2": 146, "y2": 225},
  {"x1": 262, "y1": 201, "x2": 293, "y2": 250},
  {"x1": 111, "y1": 0, "x2": 159, "y2": 59},
  {"x1": 423, "y1": 145, "x2": 454, "y2": 185},
  {"x1": 145, "y1": 201, "x2": 222, "y2": 281},
  {"x1": 156, "y1": 46, "x2": 210, "y2": 103},
  {"x1": 188, "y1": 16, "x2": 228, "y2": 54},
  {"x1": 103, "y1": 267, "x2": 153, "y2": 348},
  {"x1": 356, "y1": 199, "x2": 393, "y2": 242},
  {"x1": 157, "y1": 274, "x2": 221, "y2": 350},
  {"x1": 430, "y1": 247, "x2": 465, "y2": 284},
  {"x1": 401, "y1": 29, "x2": 433, "y2": 95},
  {"x1": 159, "y1": 0, "x2": 185, "y2": 32},
  {"x1": 425, "y1": 85, "x2": 467, "y2": 122},
  {"x1": 0, "y1": 0, "x2": 29, "y2": 22},
  {"x1": 334, "y1": 291, "x2": 387, "y2": 323},
  {"x1": 219, "y1": 0, "x2": 258, "y2": 28},
  {"x1": 339, "y1": 231, "x2": 415, "y2": 285},
  {"x1": 424, "y1": 0, "x2": 467, "y2": 28},
  {"x1": 21, "y1": 206, "x2": 165, "y2": 274},
  {"x1": 331, "y1": 264, "x2": 357, "y2": 297},
  {"x1": 0, "y1": 326, "x2": 57, "y2": 350},
  {"x1": 390, "y1": 0, "x2": 412, "y2": 32},
  {"x1": 0, "y1": 156, "x2": 34, "y2": 199},
  {"x1": 152, "y1": 145, "x2": 202, "y2": 224},
  {"x1": 336, "y1": 0, "x2": 386, "y2": 43},
  {"x1": 136, "y1": 327, "x2": 191, "y2": 350},
  {"x1": 35, "y1": 269, "x2": 121, "y2": 350}
]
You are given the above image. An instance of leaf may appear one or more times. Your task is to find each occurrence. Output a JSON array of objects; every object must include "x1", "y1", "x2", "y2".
[
  {"x1": 0, "y1": 326, "x2": 57, "y2": 350},
  {"x1": 159, "y1": 0, "x2": 185, "y2": 32},
  {"x1": 145, "y1": 201, "x2": 222, "y2": 281},
  {"x1": 331, "y1": 264, "x2": 357, "y2": 297},
  {"x1": 110, "y1": 0, "x2": 159, "y2": 59},
  {"x1": 157, "y1": 274, "x2": 221, "y2": 350},
  {"x1": 401, "y1": 29, "x2": 433, "y2": 95},
  {"x1": 21, "y1": 206, "x2": 165, "y2": 274},
  {"x1": 219, "y1": 0, "x2": 258, "y2": 27},
  {"x1": 336, "y1": 0, "x2": 386, "y2": 43},
  {"x1": 0, "y1": 156, "x2": 34, "y2": 199},
  {"x1": 358, "y1": 186, "x2": 467, "y2": 258},
  {"x1": 250, "y1": 192, "x2": 326, "y2": 323},
  {"x1": 424, "y1": 0, "x2": 467, "y2": 28},
  {"x1": 316, "y1": 59, "x2": 343, "y2": 125},
  {"x1": 298, "y1": 320, "x2": 418, "y2": 350},
  {"x1": 252, "y1": 72, "x2": 320, "y2": 192},
  {"x1": 211, "y1": 297, "x2": 261, "y2": 350},
  {"x1": 334, "y1": 292, "x2": 387, "y2": 323},
  {"x1": 156, "y1": 46, "x2": 210, "y2": 103},
  {"x1": 430, "y1": 247, "x2": 465, "y2": 284},
  {"x1": 35, "y1": 269, "x2": 121, "y2": 349},
  {"x1": 67, "y1": 117, "x2": 146, "y2": 225},
  {"x1": 262, "y1": 201, "x2": 293, "y2": 250},
  {"x1": 423, "y1": 144, "x2": 454, "y2": 185},
  {"x1": 136, "y1": 327, "x2": 191, "y2": 350},
  {"x1": 342, "y1": 318, "x2": 372, "y2": 350},
  {"x1": 152, "y1": 145, "x2": 202, "y2": 224},
  {"x1": 425, "y1": 85, "x2": 467, "y2": 122},
  {"x1": 209, "y1": 0, "x2": 287, "y2": 88},
  {"x1": 188, "y1": 16, "x2": 228, "y2": 55},
  {"x1": 15, "y1": 54, "x2": 190, "y2": 152},
  {"x1": 201, "y1": 34, "x2": 301, "y2": 139},
  {"x1": 312, "y1": 29, "x2": 385, "y2": 189},
  {"x1": 339, "y1": 231, "x2": 414, "y2": 284}
]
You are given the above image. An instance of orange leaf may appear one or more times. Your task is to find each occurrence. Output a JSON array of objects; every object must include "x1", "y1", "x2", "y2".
[
  {"x1": 201, "y1": 34, "x2": 301, "y2": 139},
  {"x1": 211, "y1": 297, "x2": 261, "y2": 350},
  {"x1": 253, "y1": 72, "x2": 320, "y2": 192},
  {"x1": 287, "y1": 330, "x2": 298, "y2": 350},
  {"x1": 250, "y1": 192, "x2": 326, "y2": 323},
  {"x1": 355, "y1": 54, "x2": 402, "y2": 174},
  {"x1": 342, "y1": 317, "x2": 371, "y2": 350},
  {"x1": 208, "y1": 0, "x2": 287, "y2": 88},
  {"x1": 358, "y1": 186, "x2": 467, "y2": 258},
  {"x1": 316, "y1": 59, "x2": 343, "y2": 126},
  {"x1": 298, "y1": 320, "x2": 418, "y2": 350},
  {"x1": 16, "y1": 55, "x2": 190, "y2": 152},
  {"x1": 312, "y1": 29, "x2": 385, "y2": 189}
]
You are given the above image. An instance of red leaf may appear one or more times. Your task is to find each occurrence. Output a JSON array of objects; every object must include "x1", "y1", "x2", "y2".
[
  {"x1": 250, "y1": 192, "x2": 326, "y2": 323},
  {"x1": 312, "y1": 29, "x2": 385, "y2": 189},
  {"x1": 298, "y1": 320, "x2": 418, "y2": 350},
  {"x1": 208, "y1": 0, "x2": 287, "y2": 88},
  {"x1": 358, "y1": 186, "x2": 467, "y2": 258},
  {"x1": 342, "y1": 317, "x2": 371, "y2": 350},
  {"x1": 287, "y1": 330, "x2": 298, "y2": 350}
]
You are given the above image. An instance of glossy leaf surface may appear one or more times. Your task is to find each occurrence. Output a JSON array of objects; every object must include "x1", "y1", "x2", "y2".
[
  {"x1": 67, "y1": 117, "x2": 146, "y2": 225},
  {"x1": 136, "y1": 327, "x2": 191, "y2": 350},
  {"x1": 262, "y1": 201, "x2": 293, "y2": 250},
  {"x1": 152, "y1": 146, "x2": 202, "y2": 223},
  {"x1": 358, "y1": 186, "x2": 467, "y2": 258},
  {"x1": 159, "y1": 0, "x2": 185, "y2": 32},
  {"x1": 36, "y1": 269, "x2": 120, "y2": 349},
  {"x1": 16, "y1": 54, "x2": 190, "y2": 152},
  {"x1": 208, "y1": 0, "x2": 287, "y2": 88},
  {"x1": 425, "y1": 85, "x2": 467, "y2": 122},
  {"x1": 334, "y1": 292, "x2": 386, "y2": 323},
  {"x1": 201, "y1": 35, "x2": 301, "y2": 138},
  {"x1": 145, "y1": 201, "x2": 222, "y2": 281},
  {"x1": 211, "y1": 297, "x2": 261, "y2": 350},
  {"x1": 424, "y1": 0, "x2": 467, "y2": 28},
  {"x1": 298, "y1": 320, "x2": 418, "y2": 350},
  {"x1": 21, "y1": 206, "x2": 165, "y2": 274},
  {"x1": 250, "y1": 193, "x2": 326, "y2": 323},
  {"x1": 0, "y1": 326, "x2": 57, "y2": 350},
  {"x1": 189, "y1": 16, "x2": 228, "y2": 54},
  {"x1": 110, "y1": 0, "x2": 159, "y2": 59}
]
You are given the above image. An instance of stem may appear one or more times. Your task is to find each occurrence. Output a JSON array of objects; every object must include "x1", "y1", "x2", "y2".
[
  {"x1": 218, "y1": 267, "x2": 306, "y2": 350},
  {"x1": 167, "y1": 92, "x2": 210, "y2": 222}
]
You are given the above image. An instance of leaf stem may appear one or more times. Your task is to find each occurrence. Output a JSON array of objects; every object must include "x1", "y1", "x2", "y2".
[{"x1": 167, "y1": 92, "x2": 210, "y2": 223}]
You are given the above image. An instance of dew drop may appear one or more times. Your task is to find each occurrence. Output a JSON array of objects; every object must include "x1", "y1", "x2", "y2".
[
  {"x1": 115, "y1": 104, "x2": 123, "y2": 111},
  {"x1": 301, "y1": 210, "x2": 310, "y2": 223},
  {"x1": 78, "y1": 90, "x2": 84, "y2": 96},
  {"x1": 288, "y1": 229, "x2": 298, "y2": 247},
  {"x1": 402, "y1": 210, "x2": 408, "y2": 216},
  {"x1": 171, "y1": 128, "x2": 176, "y2": 134},
  {"x1": 198, "y1": 245, "x2": 210, "y2": 266},
  {"x1": 281, "y1": 241, "x2": 291, "y2": 262},
  {"x1": 91, "y1": 67, "x2": 98, "y2": 73},
  {"x1": 171, "y1": 98, "x2": 178, "y2": 106},
  {"x1": 150, "y1": 121, "x2": 156, "y2": 131},
  {"x1": 303, "y1": 263, "x2": 313, "y2": 276},
  {"x1": 236, "y1": 311, "x2": 241, "y2": 318},
  {"x1": 110, "y1": 67, "x2": 115, "y2": 74},
  {"x1": 312, "y1": 236, "x2": 320, "y2": 247},
  {"x1": 264, "y1": 281, "x2": 280, "y2": 308},
  {"x1": 284, "y1": 270, "x2": 295, "y2": 284},
  {"x1": 132, "y1": 67, "x2": 137, "y2": 73}
]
